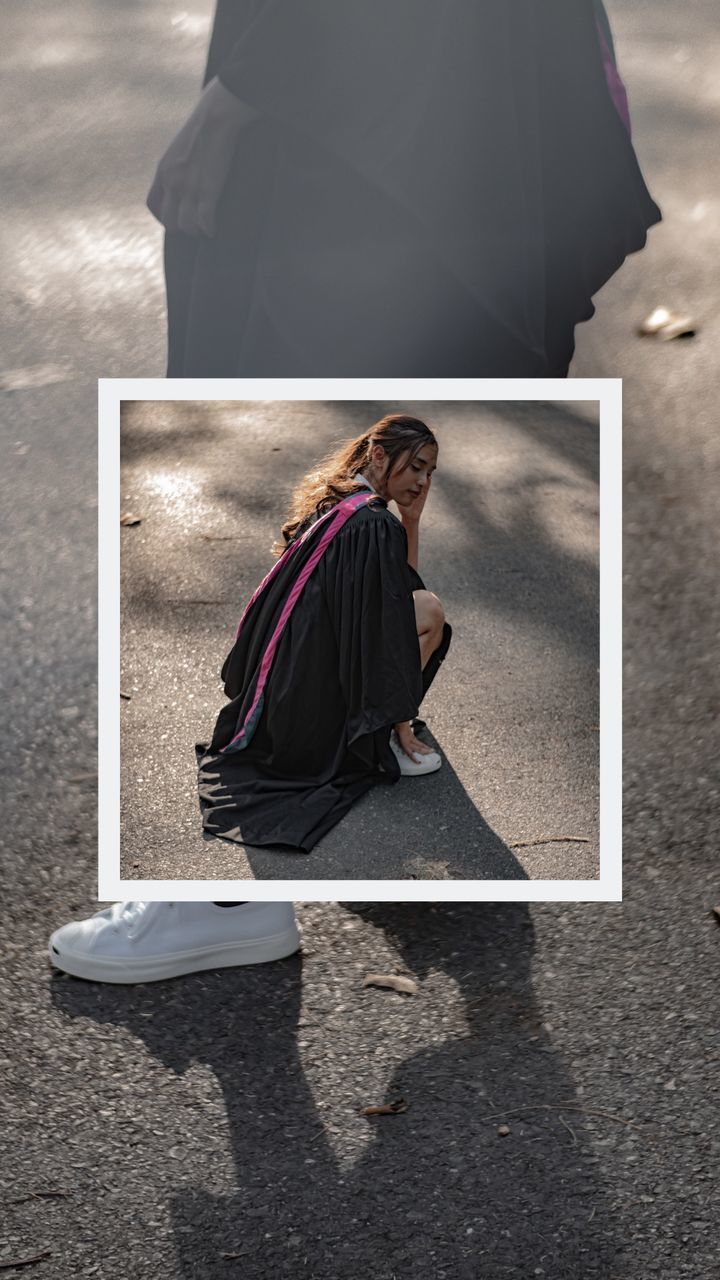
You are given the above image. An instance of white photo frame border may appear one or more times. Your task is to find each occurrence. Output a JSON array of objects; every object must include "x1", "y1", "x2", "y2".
[{"x1": 98, "y1": 377, "x2": 621, "y2": 903}]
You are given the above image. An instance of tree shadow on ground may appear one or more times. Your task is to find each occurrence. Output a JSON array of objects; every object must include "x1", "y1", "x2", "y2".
[
  {"x1": 488, "y1": 399, "x2": 599, "y2": 479},
  {"x1": 121, "y1": 399, "x2": 598, "y2": 654},
  {"x1": 121, "y1": 401, "x2": 223, "y2": 464},
  {"x1": 51, "y1": 904, "x2": 624, "y2": 1277}
]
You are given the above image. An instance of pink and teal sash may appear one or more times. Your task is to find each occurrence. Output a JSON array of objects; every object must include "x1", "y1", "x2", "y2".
[{"x1": 220, "y1": 490, "x2": 375, "y2": 753}]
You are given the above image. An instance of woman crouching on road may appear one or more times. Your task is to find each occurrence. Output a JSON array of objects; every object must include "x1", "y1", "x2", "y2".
[{"x1": 196, "y1": 413, "x2": 452, "y2": 853}]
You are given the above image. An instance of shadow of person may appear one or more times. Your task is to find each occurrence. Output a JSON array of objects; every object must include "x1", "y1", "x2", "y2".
[
  {"x1": 50, "y1": 905, "x2": 622, "y2": 1277},
  {"x1": 338, "y1": 904, "x2": 622, "y2": 1276},
  {"x1": 241, "y1": 748, "x2": 530, "y2": 881}
]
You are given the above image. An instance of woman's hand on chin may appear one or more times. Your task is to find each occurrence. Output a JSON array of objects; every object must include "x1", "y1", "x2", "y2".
[{"x1": 397, "y1": 475, "x2": 432, "y2": 525}]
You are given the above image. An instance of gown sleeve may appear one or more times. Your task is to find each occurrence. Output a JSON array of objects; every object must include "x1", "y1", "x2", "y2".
[{"x1": 316, "y1": 506, "x2": 423, "y2": 746}]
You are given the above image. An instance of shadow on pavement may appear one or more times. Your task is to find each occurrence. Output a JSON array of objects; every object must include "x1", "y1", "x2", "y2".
[
  {"x1": 51, "y1": 904, "x2": 621, "y2": 1277},
  {"x1": 488, "y1": 400, "x2": 599, "y2": 482},
  {"x1": 233, "y1": 741, "x2": 530, "y2": 880}
]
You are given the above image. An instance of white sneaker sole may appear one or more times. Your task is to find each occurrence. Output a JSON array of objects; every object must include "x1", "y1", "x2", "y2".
[
  {"x1": 392, "y1": 747, "x2": 443, "y2": 778},
  {"x1": 397, "y1": 754, "x2": 442, "y2": 776},
  {"x1": 48, "y1": 923, "x2": 302, "y2": 984},
  {"x1": 389, "y1": 732, "x2": 442, "y2": 776}
]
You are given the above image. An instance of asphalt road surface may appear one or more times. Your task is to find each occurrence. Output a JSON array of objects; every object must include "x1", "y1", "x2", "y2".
[
  {"x1": 1, "y1": 1, "x2": 718, "y2": 1277},
  {"x1": 119, "y1": 399, "x2": 599, "y2": 882}
]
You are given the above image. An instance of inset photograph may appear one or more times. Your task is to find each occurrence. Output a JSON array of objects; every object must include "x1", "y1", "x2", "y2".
[{"x1": 100, "y1": 384, "x2": 615, "y2": 898}]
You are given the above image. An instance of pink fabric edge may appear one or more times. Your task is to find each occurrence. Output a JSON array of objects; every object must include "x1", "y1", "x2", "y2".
[
  {"x1": 597, "y1": 21, "x2": 631, "y2": 136},
  {"x1": 232, "y1": 501, "x2": 337, "y2": 642},
  {"x1": 223, "y1": 492, "x2": 372, "y2": 749}
]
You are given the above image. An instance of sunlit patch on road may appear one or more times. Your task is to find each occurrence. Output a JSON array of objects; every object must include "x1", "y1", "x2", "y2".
[
  {"x1": 170, "y1": 12, "x2": 212, "y2": 39},
  {"x1": 0, "y1": 363, "x2": 73, "y2": 391},
  {"x1": 140, "y1": 470, "x2": 211, "y2": 529},
  {"x1": 12, "y1": 213, "x2": 163, "y2": 311},
  {"x1": 21, "y1": 39, "x2": 98, "y2": 69}
]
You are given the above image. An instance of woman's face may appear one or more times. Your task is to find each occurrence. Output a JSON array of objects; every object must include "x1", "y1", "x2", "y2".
[{"x1": 376, "y1": 443, "x2": 438, "y2": 508}]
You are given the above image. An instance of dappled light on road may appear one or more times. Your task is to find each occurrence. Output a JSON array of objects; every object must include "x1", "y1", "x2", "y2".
[
  {"x1": 139, "y1": 468, "x2": 212, "y2": 529},
  {"x1": 170, "y1": 11, "x2": 212, "y2": 39},
  {"x1": 13, "y1": 215, "x2": 162, "y2": 311}
]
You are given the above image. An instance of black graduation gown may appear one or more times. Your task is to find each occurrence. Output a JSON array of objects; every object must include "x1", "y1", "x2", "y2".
[
  {"x1": 196, "y1": 499, "x2": 449, "y2": 852},
  {"x1": 165, "y1": 0, "x2": 660, "y2": 378}
]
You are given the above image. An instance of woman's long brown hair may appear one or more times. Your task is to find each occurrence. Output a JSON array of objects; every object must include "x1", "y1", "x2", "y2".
[{"x1": 275, "y1": 413, "x2": 437, "y2": 554}]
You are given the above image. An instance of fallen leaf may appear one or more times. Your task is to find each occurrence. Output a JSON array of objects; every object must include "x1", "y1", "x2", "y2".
[
  {"x1": 360, "y1": 1099, "x2": 408, "y2": 1116},
  {"x1": 497, "y1": 1124, "x2": 511, "y2": 1137},
  {"x1": 363, "y1": 973, "x2": 418, "y2": 995},
  {"x1": 120, "y1": 512, "x2": 142, "y2": 526},
  {"x1": 637, "y1": 306, "x2": 696, "y2": 340},
  {"x1": 638, "y1": 305, "x2": 672, "y2": 334},
  {"x1": 657, "y1": 317, "x2": 696, "y2": 341}
]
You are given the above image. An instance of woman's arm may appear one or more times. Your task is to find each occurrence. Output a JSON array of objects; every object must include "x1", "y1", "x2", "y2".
[{"x1": 402, "y1": 518, "x2": 419, "y2": 573}]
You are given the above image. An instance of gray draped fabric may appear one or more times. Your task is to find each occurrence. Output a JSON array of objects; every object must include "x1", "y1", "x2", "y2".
[{"x1": 165, "y1": 0, "x2": 660, "y2": 377}]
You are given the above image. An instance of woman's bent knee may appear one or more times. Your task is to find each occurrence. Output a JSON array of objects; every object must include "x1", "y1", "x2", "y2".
[{"x1": 414, "y1": 589, "x2": 445, "y2": 633}]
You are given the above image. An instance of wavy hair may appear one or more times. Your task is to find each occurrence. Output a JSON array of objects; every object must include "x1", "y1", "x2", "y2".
[{"x1": 275, "y1": 413, "x2": 437, "y2": 554}]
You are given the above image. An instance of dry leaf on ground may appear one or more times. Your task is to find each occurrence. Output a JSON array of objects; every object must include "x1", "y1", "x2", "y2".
[
  {"x1": 360, "y1": 1099, "x2": 408, "y2": 1117},
  {"x1": 364, "y1": 973, "x2": 418, "y2": 995},
  {"x1": 120, "y1": 512, "x2": 142, "y2": 526},
  {"x1": 637, "y1": 306, "x2": 696, "y2": 340}
]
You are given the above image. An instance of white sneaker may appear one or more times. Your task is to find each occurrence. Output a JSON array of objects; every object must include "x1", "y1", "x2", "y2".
[
  {"x1": 48, "y1": 901, "x2": 300, "y2": 984},
  {"x1": 389, "y1": 731, "x2": 442, "y2": 776}
]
